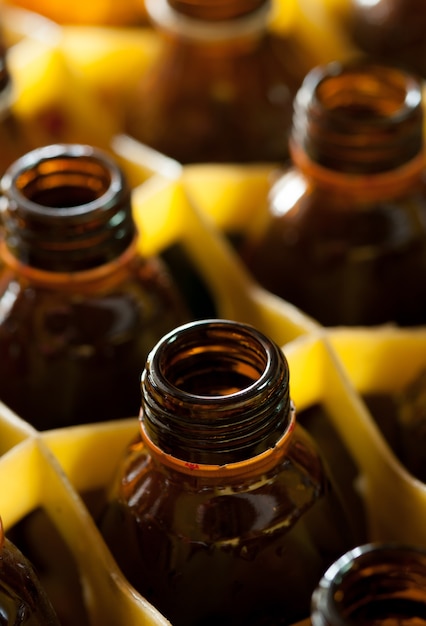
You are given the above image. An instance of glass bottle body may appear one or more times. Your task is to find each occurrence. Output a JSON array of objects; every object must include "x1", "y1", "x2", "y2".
[
  {"x1": 241, "y1": 61, "x2": 426, "y2": 327},
  {"x1": 0, "y1": 144, "x2": 189, "y2": 429},
  {"x1": 311, "y1": 543, "x2": 426, "y2": 626},
  {"x1": 99, "y1": 319, "x2": 355, "y2": 626},
  {"x1": 124, "y1": 0, "x2": 305, "y2": 164},
  {"x1": 0, "y1": 519, "x2": 60, "y2": 625}
]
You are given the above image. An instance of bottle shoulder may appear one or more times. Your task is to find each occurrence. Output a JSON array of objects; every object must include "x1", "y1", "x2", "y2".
[
  {"x1": 111, "y1": 424, "x2": 329, "y2": 537},
  {"x1": 0, "y1": 246, "x2": 184, "y2": 301}
]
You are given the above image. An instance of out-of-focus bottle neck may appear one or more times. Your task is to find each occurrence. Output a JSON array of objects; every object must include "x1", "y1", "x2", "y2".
[
  {"x1": 291, "y1": 61, "x2": 424, "y2": 175},
  {"x1": 0, "y1": 144, "x2": 137, "y2": 272},
  {"x1": 145, "y1": 0, "x2": 272, "y2": 42},
  {"x1": 167, "y1": 0, "x2": 268, "y2": 20}
]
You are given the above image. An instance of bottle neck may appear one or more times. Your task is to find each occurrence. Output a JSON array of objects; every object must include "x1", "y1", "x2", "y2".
[
  {"x1": 291, "y1": 61, "x2": 424, "y2": 175},
  {"x1": 140, "y1": 319, "x2": 293, "y2": 468},
  {"x1": 167, "y1": 0, "x2": 267, "y2": 20},
  {"x1": 311, "y1": 543, "x2": 426, "y2": 626},
  {"x1": 0, "y1": 144, "x2": 137, "y2": 272},
  {"x1": 145, "y1": 0, "x2": 271, "y2": 43}
]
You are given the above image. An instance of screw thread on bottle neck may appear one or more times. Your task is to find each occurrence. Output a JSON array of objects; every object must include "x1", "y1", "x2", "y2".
[
  {"x1": 141, "y1": 319, "x2": 292, "y2": 466},
  {"x1": 292, "y1": 61, "x2": 424, "y2": 174},
  {"x1": 0, "y1": 144, "x2": 136, "y2": 272}
]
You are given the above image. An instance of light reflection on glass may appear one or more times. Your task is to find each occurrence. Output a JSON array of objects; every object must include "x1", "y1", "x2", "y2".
[{"x1": 270, "y1": 172, "x2": 306, "y2": 218}]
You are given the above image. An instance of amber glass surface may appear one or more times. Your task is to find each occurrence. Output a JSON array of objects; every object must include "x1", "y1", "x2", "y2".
[
  {"x1": 99, "y1": 319, "x2": 355, "y2": 626},
  {"x1": 0, "y1": 519, "x2": 60, "y2": 625},
  {"x1": 345, "y1": 0, "x2": 426, "y2": 78},
  {"x1": 311, "y1": 543, "x2": 426, "y2": 625},
  {"x1": 242, "y1": 61, "x2": 426, "y2": 327},
  {"x1": 124, "y1": 0, "x2": 306, "y2": 164},
  {"x1": 0, "y1": 144, "x2": 189, "y2": 430}
]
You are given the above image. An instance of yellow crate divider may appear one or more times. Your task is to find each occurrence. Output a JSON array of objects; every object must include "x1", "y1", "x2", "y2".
[
  {"x1": 131, "y1": 173, "x2": 320, "y2": 346},
  {"x1": 0, "y1": 417, "x2": 171, "y2": 625},
  {"x1": 0, "y1": 6, "x2": 425, "y2": 624},
  {"x1": 327, "y1": 328, "x2": 426, "y2": 544}
]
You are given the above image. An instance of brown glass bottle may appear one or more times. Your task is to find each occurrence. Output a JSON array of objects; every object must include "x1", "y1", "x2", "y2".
[
  {"x1": 345, "y1": 0, "x2": 426, "y2": 78},
  {"x1": 242, "y1": 60, "x2": 426, "y2": 327},
  {"x1": 123, "y1": 0, "x2": 306, "y2": 164},
  {"x1": 0, "y1": 517, "x2": 60, "y2": 625},
  {"x1": 0, "y1": 143, "x2": 189, "y2": 430},
  {"x1": 311, "y1": 543, "x2": 426, "y2": 625},
  {"x1": 99, "y1": 319, "x2": 355, "y2": 626}
]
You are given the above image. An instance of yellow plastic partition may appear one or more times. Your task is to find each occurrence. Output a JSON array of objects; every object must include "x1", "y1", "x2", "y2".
[{"x1": 0, "y1": 4, "x2": 426, "y2": 626}]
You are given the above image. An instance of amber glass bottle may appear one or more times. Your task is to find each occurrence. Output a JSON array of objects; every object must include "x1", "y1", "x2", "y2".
[
  {"x1": 99, "y1": 319, "x2": 355, "y2": 626},
  {"x1": 124, "y1": 0, "x2": 305, "y2": 164},
  {"x1": 345, "y1": 0, "x2": 426, "y2": 78},
  {"x1": 0, "y1": 143, "x2": 189, "y2": 430},
  {"x1": 242, "y1": 60, "x2": 426, "y2": 327},
  {"x1": 0, "y1": 517, "x2": 60, "y2": 625},
  {"x1": 311, "y1": 543, "x2": 426, "y2": 625}
]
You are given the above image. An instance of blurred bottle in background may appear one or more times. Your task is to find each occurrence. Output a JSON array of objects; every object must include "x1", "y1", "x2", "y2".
[
  {"x1": 241, "y1": 60, "x2": 426, "y2": 327},
  {"x1": 124, "y1": 0, "x2": 308, "y2": 164},
  {"x1": 343, "y1": 0, "x2": 426, "y2": 78},
  {"x1": 0, "y1": 143, "x2": 190, "y2": 430}
]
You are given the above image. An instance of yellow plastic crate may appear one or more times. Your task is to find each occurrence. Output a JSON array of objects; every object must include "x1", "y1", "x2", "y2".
[{"x1": 1, "y1": 5, "x2": 426, "y2": 625}]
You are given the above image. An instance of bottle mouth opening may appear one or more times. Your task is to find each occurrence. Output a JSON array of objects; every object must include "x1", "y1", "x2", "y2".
[
  {"x1": 307, "y1": 62, "x2": 422, "y2": 125},
  {"x1": 292, "y1": 61, "x2": 423, "y2": 173},
  {"x1": 312, "y1": 543, "x2": 426, "y2": 626},
  {"x1": 1, "y1": 144, "x2": 124, "y2": 220},
  {"x1": 145, "y1": 0, "x2": 271, "y2": 42},
  {"x1": 151, "y1": 319, "x2": 277, "y2": 401},
  {"x1": 141, "y1": 320, "x2": 291, "y2": 465},
  {"x1": 166, "y1": 0, "x2": 267, "y2": 20},
  {"x1": 0, "y1": 144, "x2": 135, "y2": 272}
]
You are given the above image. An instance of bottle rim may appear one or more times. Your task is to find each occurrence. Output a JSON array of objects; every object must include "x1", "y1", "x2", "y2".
[
  {"x1": 311, "y1": 542, "x2": 426, "y2": 626},
  {"x1": 140, "y1": 319, "x2": 294, "y2": 471},
  {"x1": 0, "y1": 143, "x2": 125, "y2": 220},
  {"x1": 145, "y1": 0, "x2": 272, "y2": 42},
  {"x1": 300, "y1": 60, "x2": 423, "y2": 126},
  {"x1": 0, "y1": 143, "x2": 136, "y2": 272},
  {"x1": 291, "y1": 59, "x2": 424, "y2": 174}
]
